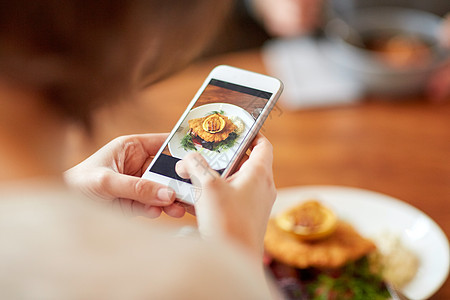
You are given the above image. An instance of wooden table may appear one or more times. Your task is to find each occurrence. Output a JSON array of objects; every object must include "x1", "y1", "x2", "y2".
[{"x1": 69, "y1": 49, "x2": 450, "y2": 299}]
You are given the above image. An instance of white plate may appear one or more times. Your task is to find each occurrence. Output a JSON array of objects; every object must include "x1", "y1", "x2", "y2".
[
  {"x1": 168, "y1": 103, "x2": 255, "y2": 170},
  {"x1": 272, "y1": 185, "x2": 450, "y2": 300}
]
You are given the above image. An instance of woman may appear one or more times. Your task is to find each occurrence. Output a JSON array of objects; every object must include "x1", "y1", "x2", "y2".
[{"x1": 0, "y1": 1, "x2": 278, "y2": 298}]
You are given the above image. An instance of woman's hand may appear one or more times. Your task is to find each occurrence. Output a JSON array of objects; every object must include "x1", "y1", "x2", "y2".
[
  {"x1": 175, "y1": 134, "x2": 276, "y2": 258},
  {"x1": 251, "y1": 0, "x2": 324, "y2": 37},
  {"x1": 64, "y1": 134, "x2": 185, "y2": 218},
  {"x1": 427, "y1": 60, "x2": 450, "y2": 102},
  {"x1": 426, "y1": 14, "x2": 450, "y2": 103}
]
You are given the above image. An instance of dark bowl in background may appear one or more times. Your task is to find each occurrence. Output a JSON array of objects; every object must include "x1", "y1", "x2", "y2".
[{"x1": 323, "y1": 7, "x2": 448, "y2": 96}]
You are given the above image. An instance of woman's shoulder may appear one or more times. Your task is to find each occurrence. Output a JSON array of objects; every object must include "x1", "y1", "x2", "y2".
[{"x1": 0, "y1": 182, "x2": 272, "y2": 299}]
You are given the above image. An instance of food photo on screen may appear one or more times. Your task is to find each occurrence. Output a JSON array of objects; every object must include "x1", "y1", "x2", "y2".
[{"x1": 149, "y1": 78, "x2": 271, "y2": 179}]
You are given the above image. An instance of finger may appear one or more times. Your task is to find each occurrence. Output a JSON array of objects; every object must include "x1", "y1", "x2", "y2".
[
  {"x1": 245, "y1": 134, "x2": 273, "y2": 166},
  {"x1": 175, "y1": 159, "x2": 190, "y2": 179},
  {"x1": 440, "y1": 14, "x2": 450, "y2": 48},
  {"x1": 229, "y1": 133, "x2": 265, "y2": 174},
  {"x1": 144, "y1": 205, "x2": 163, "y2": 218},
  {"x1": 175, "y1": 201, "x2": 196, "y2": 216},
  {"x1": 231, "y1": 135, "x2": 274, "y2": 182},
  {"x1": 175, "y1": 152, "x2": 220, "y2": 186},
  {"x1": 229, "y1": 149, "x2": 250, "y2": 176},
  {"x1": 113, "y1": 198, "x2": 163, "y2": 218},
  {"x1": 122, "y1": 133, "x2": 169, "y2": 156},
  {"x1": 426, "y1": 63, "x2": 450, "y2": 102},
  {"x1": 137, "y1": 133, "x2": 169, "y2": 155},
  {"x1": 102, "y1": 170, "x2": 176, "y2": 205},
  {"x1": 132, "y1": 201, "x2": 163, "y2": 218},
  {"x1": 163, "y1": 203, "x2": 186, "y2": 218}
]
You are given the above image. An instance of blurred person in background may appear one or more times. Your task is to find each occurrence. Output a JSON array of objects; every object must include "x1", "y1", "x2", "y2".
[
  {"x1": 248, "y1": 0, "x2": 450, "y2": 102},
  {"x1": 0, "y1": 0, "x2": 279, "y2": 298}
]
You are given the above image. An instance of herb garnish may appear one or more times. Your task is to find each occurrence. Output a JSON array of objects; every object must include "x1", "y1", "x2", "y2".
[
  {"x1": 206, "y1": 110, "x2": 225, "y2": 116},
  {"x1": 213, "y1": 132, "x2": 238, "y2": 152},
  {"x1": 307, "y1": 257, "x2": 390, "y2": 300},
  {"x1": 180, "y1": 134, "x2": 196, "y2": 151},
  {"x1": 180, "y1": 132, "x2": 239, "y2": 153}
]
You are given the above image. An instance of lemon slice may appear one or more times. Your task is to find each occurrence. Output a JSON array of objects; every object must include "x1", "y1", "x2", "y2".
[
  {"x1": 275, "y1": 200, "x2": 337, "y2": 241},
  {"x1": 202, "y1": 114, "x2": 225, "y2": 133}
]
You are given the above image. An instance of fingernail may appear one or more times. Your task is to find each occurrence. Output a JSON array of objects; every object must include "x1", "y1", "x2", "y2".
[
  {"x1": 175, "y1": 161, "x2": 189, "y2": 178},
  {"x1": 157, "y1": 187, "x2": 175, "y2": 203}
]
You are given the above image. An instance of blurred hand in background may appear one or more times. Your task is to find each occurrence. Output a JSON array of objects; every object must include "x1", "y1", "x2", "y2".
[
  {"x1": 250, "y1": 0, "x2": 450, "y2": 102},
  {"x1": 250, "y1": 0, "x2": 324, "y2": 37},
  {"x1": 426, "y1": 14, "x2": 450, "y2": 102}
]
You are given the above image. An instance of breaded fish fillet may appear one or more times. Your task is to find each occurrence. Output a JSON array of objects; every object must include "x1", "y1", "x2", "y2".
[
  {"x1": 188, "y1": 114, "x2": 236, "y2": 142},
  {"x1": 264, "y1": 219, "x2": 376, "y2": 269}
]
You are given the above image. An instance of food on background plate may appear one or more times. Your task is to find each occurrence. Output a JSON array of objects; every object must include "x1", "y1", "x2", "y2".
[
  {"x1": 264, "y1": 200, "x2": 419, "y2": 299},
  {"x1": 370, "y1": 231, "x2": 419, "y2": 288},
  {"x1": 181, "y1": 110, "x2": 245, "y2": 152},
  {"x1": 266, "y1": 204, "x2": 375, "y2": 269},
  {"x1": 275, "y1": 200, "x2": 338, "y2": 241},
  {"x1": 362, "y1": 32, "x2": 432, "y2": 69}
]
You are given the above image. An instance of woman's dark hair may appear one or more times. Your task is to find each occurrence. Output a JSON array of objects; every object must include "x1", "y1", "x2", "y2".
[{"x1": 0, "y1": 0, "x2": 231, "y2": 126}]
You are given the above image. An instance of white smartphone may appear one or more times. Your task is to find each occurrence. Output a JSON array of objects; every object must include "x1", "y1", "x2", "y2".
[{"x1": 142, "y1": 65, "x2": 283, "y2": 204}]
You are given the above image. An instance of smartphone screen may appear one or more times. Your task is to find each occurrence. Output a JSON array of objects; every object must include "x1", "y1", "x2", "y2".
[{"x1": 147, "y1": 78, "x2": 273, "y2": 183}]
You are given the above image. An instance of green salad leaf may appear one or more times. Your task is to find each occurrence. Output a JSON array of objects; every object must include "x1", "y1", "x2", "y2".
[
  {"x1": 214, "y1": 132, "x2": 238, "y2": 152},
  {"x1": 307, "y1": 257, "x2": 390, "y2": 300},
  {"x1": 180, "y1": 134, "x2": 196, "y2": 151},
  {"x1": 206, "y1": 110, "x2": 225, "y2": 116},
  {"x1": 180, "y1": 132, "x2": 239, "y2": 153}
]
